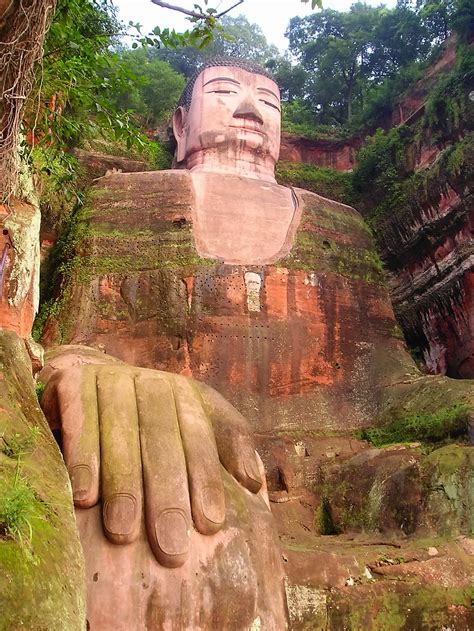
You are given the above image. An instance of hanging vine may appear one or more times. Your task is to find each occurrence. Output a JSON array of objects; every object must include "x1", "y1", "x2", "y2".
[{"x1": 0, "y1": 0, "x2": 56, "y2": 204}]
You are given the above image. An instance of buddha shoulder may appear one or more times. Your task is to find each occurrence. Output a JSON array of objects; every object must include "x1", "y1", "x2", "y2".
[
  {"x1": 89, "y1": 169, "x2": 194, "y2": 225},
  {"x1": 293, "y1": 186, "x2": 372, "y2": 244}
]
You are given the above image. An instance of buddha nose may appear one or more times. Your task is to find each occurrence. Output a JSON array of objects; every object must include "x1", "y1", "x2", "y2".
[{"x1": 233, "y1": 99, "x2": 264, "y2": 125}]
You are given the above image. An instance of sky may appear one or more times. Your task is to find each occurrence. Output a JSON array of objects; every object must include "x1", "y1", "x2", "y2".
[{"x1": 114, "y1": 0, "x2": 396, "y2": 52}]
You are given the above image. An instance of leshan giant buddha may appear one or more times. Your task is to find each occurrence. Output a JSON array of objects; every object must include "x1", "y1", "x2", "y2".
[{"x1": 39, "y1": 58, "x2": 473, "y2": 629}]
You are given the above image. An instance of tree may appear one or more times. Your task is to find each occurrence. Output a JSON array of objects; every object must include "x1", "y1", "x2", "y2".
[
  {"x1": 0, "y1": 0, "x2": 57, "y2": 200},
  {"x1": 111, "y1": 48, "x2": 185, "y2": 126},
  {"x1": 153, "y1": 15, "x2": 279, "y2": 78},
  {"x1": 267, "y1": 55, "x2": 307, "y2": 101},
  {"x1": 287, "y1": 4, "x2": 384, "y2": 123},
  {"x1": 286, "y1": 2, "x2": 442, "y2": 125}
]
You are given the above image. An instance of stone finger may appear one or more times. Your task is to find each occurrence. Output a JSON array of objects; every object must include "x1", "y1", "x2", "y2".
[
  {"x1": 97, "y1": 369, "x2": 142, "y2": 545},
  {"x1": 173, "y1": 377, "x2": 226, "y2": 536},
  {"x1": 199, "y1": 382, "x2": 263, "y2": 494},
  {"x1": 47, "y1": 366, "x2": 100, "y2": 508},
  {"x1": 135, "y1": 374, "x2": 192, "y2": 568}
]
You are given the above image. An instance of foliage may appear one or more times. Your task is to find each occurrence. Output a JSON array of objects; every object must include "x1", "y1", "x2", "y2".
[
  {"x1": 356, "y1": 404, "x2": 470, "y2": 446},
  {"x1": 1, "y1": 426, "x2": 43, "y2": 556},
  {"x1": 35, "y1": 382, "x2": 46, "y2": 401},
  {"x1": 0, "y1": 480, "x2": 42, "y2": 555},
  {"x1": 351, "y1": 126, "x2": 409, "y2": 223},
  {"x1": 110, "y1": 48, "x2": 185, "y2": 126},
  {"x1": 276, "y1": 161, "x2": 353, "y2": 205},
  {"x1": 285, "y1": 1, "x2": 460, "y2": 126},
  {"x1": 287, "y1": 3, "x2": 425, "y2": 123},
  {"x1": 2, "y1": 427, "x2": 41, "y2": 460},
  {"x1": 152, "y1": 14, "x2": 279, "y2": 78},
  {"x1": 281, "y1": 99, "x2": 330, "y2": 137},
  {"x1": 352, "y1": 50, "x2": 473, "y2": 235},
  {"x1": 20, "y1": 0, "x2": 176, "y2": 228},
  {"x1": 317, "y1": 497, "x2": 340, "y2": 535},
  {"x1": 449, "y1": 0, "x2": 474, "y2": 42},
  {"x1": 354, "y1": 63, "x2": 425, "y2": 129}
]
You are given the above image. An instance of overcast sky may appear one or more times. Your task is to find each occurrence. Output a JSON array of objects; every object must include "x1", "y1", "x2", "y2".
[{"x1": 113, "y1": 0, "x2": 396, "y2": 52}]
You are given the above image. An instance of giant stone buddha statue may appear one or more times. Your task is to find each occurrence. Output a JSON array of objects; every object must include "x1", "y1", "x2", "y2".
[{"x1": 38, "y1": 57, "x2": 473, "y2": 629}]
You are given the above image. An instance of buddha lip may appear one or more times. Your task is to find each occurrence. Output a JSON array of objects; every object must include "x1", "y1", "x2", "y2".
[{"x1": 230, "y1": 125, "x2": 265, "y2": 134}]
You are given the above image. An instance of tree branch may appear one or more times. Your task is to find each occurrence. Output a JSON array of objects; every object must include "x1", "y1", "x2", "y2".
[
  {"x1": 151, "y1": 0, "x2": 204, "y2": 19},
  {"x1": 150, "y1": 0, "x2": 244, "y2": 20},
  {"x1": 215, "y1": 0, "x2": 244, "y2": 18}
]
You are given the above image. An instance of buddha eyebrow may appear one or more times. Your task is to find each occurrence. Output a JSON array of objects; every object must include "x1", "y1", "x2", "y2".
[
  {"x1": 258, "y1": 87, "x2": 280, "y2": 100},
  {"x1": 203, "y1": 77, "x2": 241, "y2": 87}
]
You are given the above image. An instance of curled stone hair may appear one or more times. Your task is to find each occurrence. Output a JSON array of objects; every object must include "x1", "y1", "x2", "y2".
[{"x1": 177, "y1": 56, "x2": 275, "y2": 110}]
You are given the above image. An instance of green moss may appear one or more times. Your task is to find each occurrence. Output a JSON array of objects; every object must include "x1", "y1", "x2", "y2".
[
  {"x1": 424, "y1": 443, "x2": 468, "y2": 475},
  {"x1": 276, "y1": 161, "x2": 353, "y2": 205},
  {"x1": 357, "y1": 404, "x2": 470, "y2": 447},
  {"x1": 278, "y1": 226, "x2": 385, "y2": 284},
  {"x1": 0, "y1": 330, "x2": 85, "y2": 629},
  {"x1": 316, "y1": 497, "x2": 340, "y2": 535},
  {"x1": 328, "y1": 585, "x2": 473, "y2": 630}
]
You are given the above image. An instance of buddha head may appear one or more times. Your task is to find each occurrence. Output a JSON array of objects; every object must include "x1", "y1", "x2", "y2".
[{"x1": 172, "y1": 57, "x2": 281, "y2": 181}]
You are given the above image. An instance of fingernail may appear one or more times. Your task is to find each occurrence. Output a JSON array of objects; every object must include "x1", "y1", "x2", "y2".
[
  {"x1": 103, "y1": 493, "x2": 137, "y2": 536},
  {"x1": 70, "y1": 464, "x2": 92, "y2": 501},
  {"x1": 244, "y1": 457, "x2": 262, "y2": 486},
  {"x1": 201, "y1": 485, "x2": 225, "y2": 525},
  {"x1": 155, "y1": 509, "x2": 189, "y2": 558}
]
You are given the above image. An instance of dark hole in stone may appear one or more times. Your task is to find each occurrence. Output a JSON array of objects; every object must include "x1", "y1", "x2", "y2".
[
  {"x1": 335, "y1": 362, "x2": 341, "y2": 369},
  {"x1": 275, "y1": 467, "x2": 288, "y2": 492},
  {"x1": 2, "y1": 229, "x2": 8, "y2": 235},
  {"x1": 322, "y1": 240, "x2": 331, "y2": 250},
  {"x1": 173, "y1": 218, "x2": 186, "y2": 228},
  {"x1": 52, "y1": 428, "x2": 62, "y2": 452},
  {"x1": 93, "y1": 573, "x2": 99, "y2": 582}
]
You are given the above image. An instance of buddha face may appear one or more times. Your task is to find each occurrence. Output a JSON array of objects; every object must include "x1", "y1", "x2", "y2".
[{"x1": 173, "y1": 66, "x2": 281, "y2": 177}]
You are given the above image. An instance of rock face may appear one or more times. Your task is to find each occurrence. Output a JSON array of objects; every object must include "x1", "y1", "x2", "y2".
[
  {"x1": 0, "y1": 331, "x2": 86, "y2": 630},
  {"x1": 0, "y1": 200, "x2": 40, "y2": 338},
  {"x1": 390, "y1": 35, "x2": 457, "y2": 127},
  {"x1": 41, "y1": 170, "x2": 409, "y2": 440},
  {"x1": 279, "y1": 133, "x2": 362, "y2": 172},
  {"x1": 372, "y1": 100, "x2": 473, "y2": 378},
  {"x1": 39, "y1": 170, "x2": 474, "y2": 629},
  {"x1": 278, "y1": 37, "x2": 473, "y2": 379}
]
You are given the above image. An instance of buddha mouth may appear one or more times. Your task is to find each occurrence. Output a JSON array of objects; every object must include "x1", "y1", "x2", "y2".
[{"x1": 229, "y1": 123, "x2": 265, "y2": 134}]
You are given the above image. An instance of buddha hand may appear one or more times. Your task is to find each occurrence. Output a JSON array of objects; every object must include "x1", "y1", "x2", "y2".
[{"x1": 40, "y1": 352, "x2": 264, "y2": 569}]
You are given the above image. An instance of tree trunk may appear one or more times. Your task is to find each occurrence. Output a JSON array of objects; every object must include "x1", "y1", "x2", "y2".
[{"x1": 0, "y1": 0, "x2": 56, "y2": 201}]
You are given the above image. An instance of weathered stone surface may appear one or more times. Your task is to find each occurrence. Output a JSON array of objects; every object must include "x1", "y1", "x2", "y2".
[
  {"x1": 0, "y1": 200, "x2": 40, "y2": 338},
  {"x1": 381, "y1": 161, "x2": 473, "y2": 378},
  {"x1": 279, "y1": 133, "x2": 362, "y2": 172},
  {"x1": 77, "y1": 473, "x2": 287, "y2": 630},
  {"x1": 317, "y1": 444, "x2": 473, "y2": 538},
  {"x1": 74, "y1": 148, "x2": 151, "y2": 186},
  {"x1": 40, "y1": 171, "x2": 474, "y2": 492},
  {"x1": 283, "y1": 536, "x2": 474, "y2": 630},
  {"x1": 0, "y1": 330, "x2": 85, "y2": 630},
  {"x1": 40, "y1": 172, "x2": 413, "y2": 465},
  {"x1": 38, "y1": 345, "x2": 288, "y2": 629}
]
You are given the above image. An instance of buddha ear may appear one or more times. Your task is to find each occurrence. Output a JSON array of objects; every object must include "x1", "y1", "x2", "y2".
[{"x1": 172, "y1": 107, "x2": 187, "y2": 163}]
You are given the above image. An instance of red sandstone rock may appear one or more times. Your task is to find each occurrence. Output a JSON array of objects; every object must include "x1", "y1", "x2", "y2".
[{"x1": 279, "y1": 133, "x2": 362, "y2": 171}]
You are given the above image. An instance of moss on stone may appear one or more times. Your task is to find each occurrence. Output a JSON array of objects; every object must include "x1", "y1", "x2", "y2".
[
  {"x1": 327, "y1": 584, "x2": 473, "y2": 630},
  {"x1": 276, "y1": 161, "x2": 354, "y2": 206},
  {"x1": 357, "y1": 404, "x2": 470, "y2": 447},
  {"x1": 0, "y1": 331, "x2": 85, "y2": 629}
]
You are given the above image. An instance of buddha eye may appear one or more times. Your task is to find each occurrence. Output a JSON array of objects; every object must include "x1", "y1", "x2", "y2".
[
  {"x1": 208, "y1": 89, "x2": 237, "y2": 95},
  {"x1": 260, "y1": 99, "x2": 280, "y2": 111}
]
